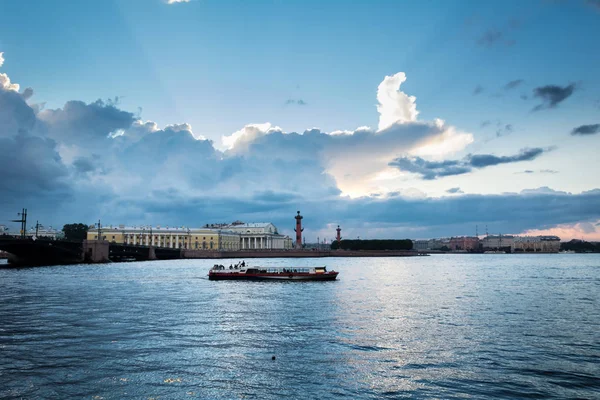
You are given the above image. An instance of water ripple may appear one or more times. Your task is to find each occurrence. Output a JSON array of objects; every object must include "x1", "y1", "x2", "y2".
[{"x1": 1, "y1": 255, "x2": 599, "y2": 399}]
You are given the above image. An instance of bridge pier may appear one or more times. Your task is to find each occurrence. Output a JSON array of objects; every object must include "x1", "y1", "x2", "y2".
[
  {"x1": 148, "y1": 246, "x2": 156, "y2": 260},
  {"x1": 83, "y1": 240, "x2": 109, "y2": 263}
]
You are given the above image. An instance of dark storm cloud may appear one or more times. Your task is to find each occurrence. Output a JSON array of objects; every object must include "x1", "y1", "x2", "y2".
[
  {"x1": 0, "y1": 133, "x2": 70, "y2": 198},
  {"x1": 473, "y1": 85, "x2": 484, "y2": 95},
  {"x1": 119, "y1": 187, "x2": 600, "y2": 240},
  {"x1": 39, "y1": 99, "x2": 136, "y2": 145},
  {"x1": 504, "y1": 79, "x2": 524, "y2": 90},
  {"x1": 0, "y1": 86, "x2": 36, "y2": 135},
  {"x1": 389, "y1": 147, "x2": 549, "y2": 180},
  {"x1": 571, "y1": 124, "x2": 600, "y2": 135},
  {"x1": 532, "y1": 83, "x2": 576, "y2": 111},
  {"x1": 446, "y1": 187, "x2": 464, "y2": 194}
]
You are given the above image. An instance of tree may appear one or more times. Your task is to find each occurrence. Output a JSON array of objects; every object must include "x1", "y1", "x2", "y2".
[{"x1": 62, "y1": 223, "x2": 89, "y2": 241}]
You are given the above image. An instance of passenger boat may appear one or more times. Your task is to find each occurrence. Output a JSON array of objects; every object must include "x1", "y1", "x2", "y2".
[{"x1": 208, "y1": 264, "x2": 339, "y2": 281}]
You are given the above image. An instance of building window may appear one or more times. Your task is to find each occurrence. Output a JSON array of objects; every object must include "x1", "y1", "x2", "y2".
[{"x1": 210, "y1": 241, "x2": 213, "y2": 249}]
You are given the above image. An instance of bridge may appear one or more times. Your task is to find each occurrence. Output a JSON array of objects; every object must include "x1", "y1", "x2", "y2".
[
  {"x1": 0, "y1": 236, "x2": 84, "y2": 266},
  {"x1": 0, "y1": 236, "x2": 424, "y2": 267},
  {"x1": 0, "y1": 236, "x2": 182, "y2": 266}
]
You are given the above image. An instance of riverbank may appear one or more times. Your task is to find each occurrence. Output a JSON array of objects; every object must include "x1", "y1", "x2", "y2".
[{"x1": 181, "y1": 249, "x2": 427, "y2": 259}]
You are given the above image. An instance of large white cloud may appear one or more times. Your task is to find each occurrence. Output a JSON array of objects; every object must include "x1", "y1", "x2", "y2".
[
  {"x1": 221, "y1": 73, "x2": 472, "y2": 197},
  {"x1": 376, "y1": 72, "x2": 419, "y2": 130}
]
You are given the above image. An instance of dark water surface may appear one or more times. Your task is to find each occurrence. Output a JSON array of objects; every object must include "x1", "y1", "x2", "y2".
[{"x1": 1, "y1": 255, "x2": 599, "y2": 399}]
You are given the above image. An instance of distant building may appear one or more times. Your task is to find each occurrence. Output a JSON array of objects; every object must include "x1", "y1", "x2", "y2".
[
  {"x1": 0, "y1": 225, "x2": 8, "y2": 235},
  {"x1": 205, "y1": 222, "x2": 292, "y2": 249},
  {"x1": 87, "y1": 222, "x2": 292, "y2": 250},
  {"x1": 413, "y1": 240, "x2": 429, "y2": 251},
  {"x1": 25, "y1": 225, "x2": 62, "y2": 240},
  {"x1": 449, "y1": 236, "x2": 480, "y2": 251},
  {"x1": 482, "y1": 235, "x2": 515, "y2": 252},
  {"x1": 513, "y1": 236, "x2": 560, "y2": 253}
]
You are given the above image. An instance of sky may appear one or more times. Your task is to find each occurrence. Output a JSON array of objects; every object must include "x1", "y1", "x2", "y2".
[{"x1": 1, "y1": 0, "x2": 600, "y2": 241}]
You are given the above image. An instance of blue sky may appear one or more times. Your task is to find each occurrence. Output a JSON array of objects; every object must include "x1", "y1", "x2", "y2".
[{"x1": 1, "y1": 0, "x2": 599, "y2": 240}]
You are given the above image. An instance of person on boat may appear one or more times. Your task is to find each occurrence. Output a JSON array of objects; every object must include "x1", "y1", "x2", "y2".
[
  {"x1": 229, "y1": 264, "x2": 233, "y2": 269},
  {"x1": 241, "y1": 261, "x2": 245, "y2": 267}
]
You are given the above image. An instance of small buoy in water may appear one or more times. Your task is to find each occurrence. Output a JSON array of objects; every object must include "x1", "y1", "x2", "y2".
[{"x1": 271, "y1": 356, "x2": 276, "y2": 360}]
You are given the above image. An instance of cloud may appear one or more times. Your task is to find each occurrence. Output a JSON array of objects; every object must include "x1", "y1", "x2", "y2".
[
  {"x1": 477, "y1": 30, "x2": 504, "y2": 47},
  {"x1": 586, "y1": 0, "x2": 600, "y2": 11},
  {"x1": 517, "y1": 169, "x2": 558, "y2": 174},
  {"x1": 477, "y1": 29, "x2": 516, "y2": 47},
  {"x1": 446, "y1": 187, "x2": 464, "y2": 194},
  {"x1": 532, "y1": 83, "x2": 576, "y2": 111},
  {"x1": 523, "y1": 220, "x2": 600, "y2": 242},
  {"x1": 0, "y1": 72, "x2": 20, "y2": 92},
  {"x1": 0, "y1": 52, "x2": 4, "y2": 67},
  {"x1": 504, "y1": 79, "x2": 524, "y2": 90},
  {"x1": 376, "y1": 72, "x2": 418, "y2": 130},
  {"x1": 285, "y1": 99, "x2": 307, "y2": 106},
  {"x1": 166, "y1": 0, "x2": 190, "y2": 3},
  {"x1": 390, "y1": 147, "x2": 549, "y2": 180},
  {"x1": 473, "y1": 85, "x2": 484, "y2": 95},
  {"x1": 571, "y1": 123, "x2": 600, "y2": 135},
  {"x1": 0, "y1": 133, "x2": 70, "y2": 198},
  {"x1": 6, "y1": 54, "x2": 597, "y2": 240},
  {"x1": 496, "y1": 123, "x2": 513, "y2": 137},
  {"x1": 222, "y1": 73, "x2": 473, "y2": 196}
]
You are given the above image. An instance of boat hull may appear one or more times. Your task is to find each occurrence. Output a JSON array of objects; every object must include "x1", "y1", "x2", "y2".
[{"x1": 208, "y1": 272, "x2": 338, "y2": 281}]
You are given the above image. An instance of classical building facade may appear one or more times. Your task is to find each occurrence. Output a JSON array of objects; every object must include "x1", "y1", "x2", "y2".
[
  {"x1": 87, "y1": 222, "x2": 293, "y2": 250},
  {"x1": 88, "y1": 225, "x2": 241, "y2": 250},
  {"x1": 205, "y1": 222, "x2": 293, "y2": 249},
  {"x1": 513, "y1": 236, "x2": 560, "y2": 253}
]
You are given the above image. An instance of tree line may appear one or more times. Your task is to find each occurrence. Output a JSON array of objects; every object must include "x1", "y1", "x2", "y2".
[
  {"x1": 331, "y1": 239, "x2": 413, "y2": 251},
  {"x1": 560, "y1": 240, "x2": 600, "y2": 253}
]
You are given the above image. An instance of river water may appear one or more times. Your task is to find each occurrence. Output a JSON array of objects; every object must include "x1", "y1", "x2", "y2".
[{"x1": 0, "y1": 255, "x2": 599, "y2": 399}]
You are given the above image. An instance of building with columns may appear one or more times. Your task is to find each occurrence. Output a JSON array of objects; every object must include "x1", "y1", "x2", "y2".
[
  {"x1": 87, "y1": 222, "x2": 292, "y2": 250},
  {"x1": 206, "y1": 222, "x2": 293, "y2": 249},
  {"x1": 88, "y1": 225, "x2": 240, "y2": 250}
]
